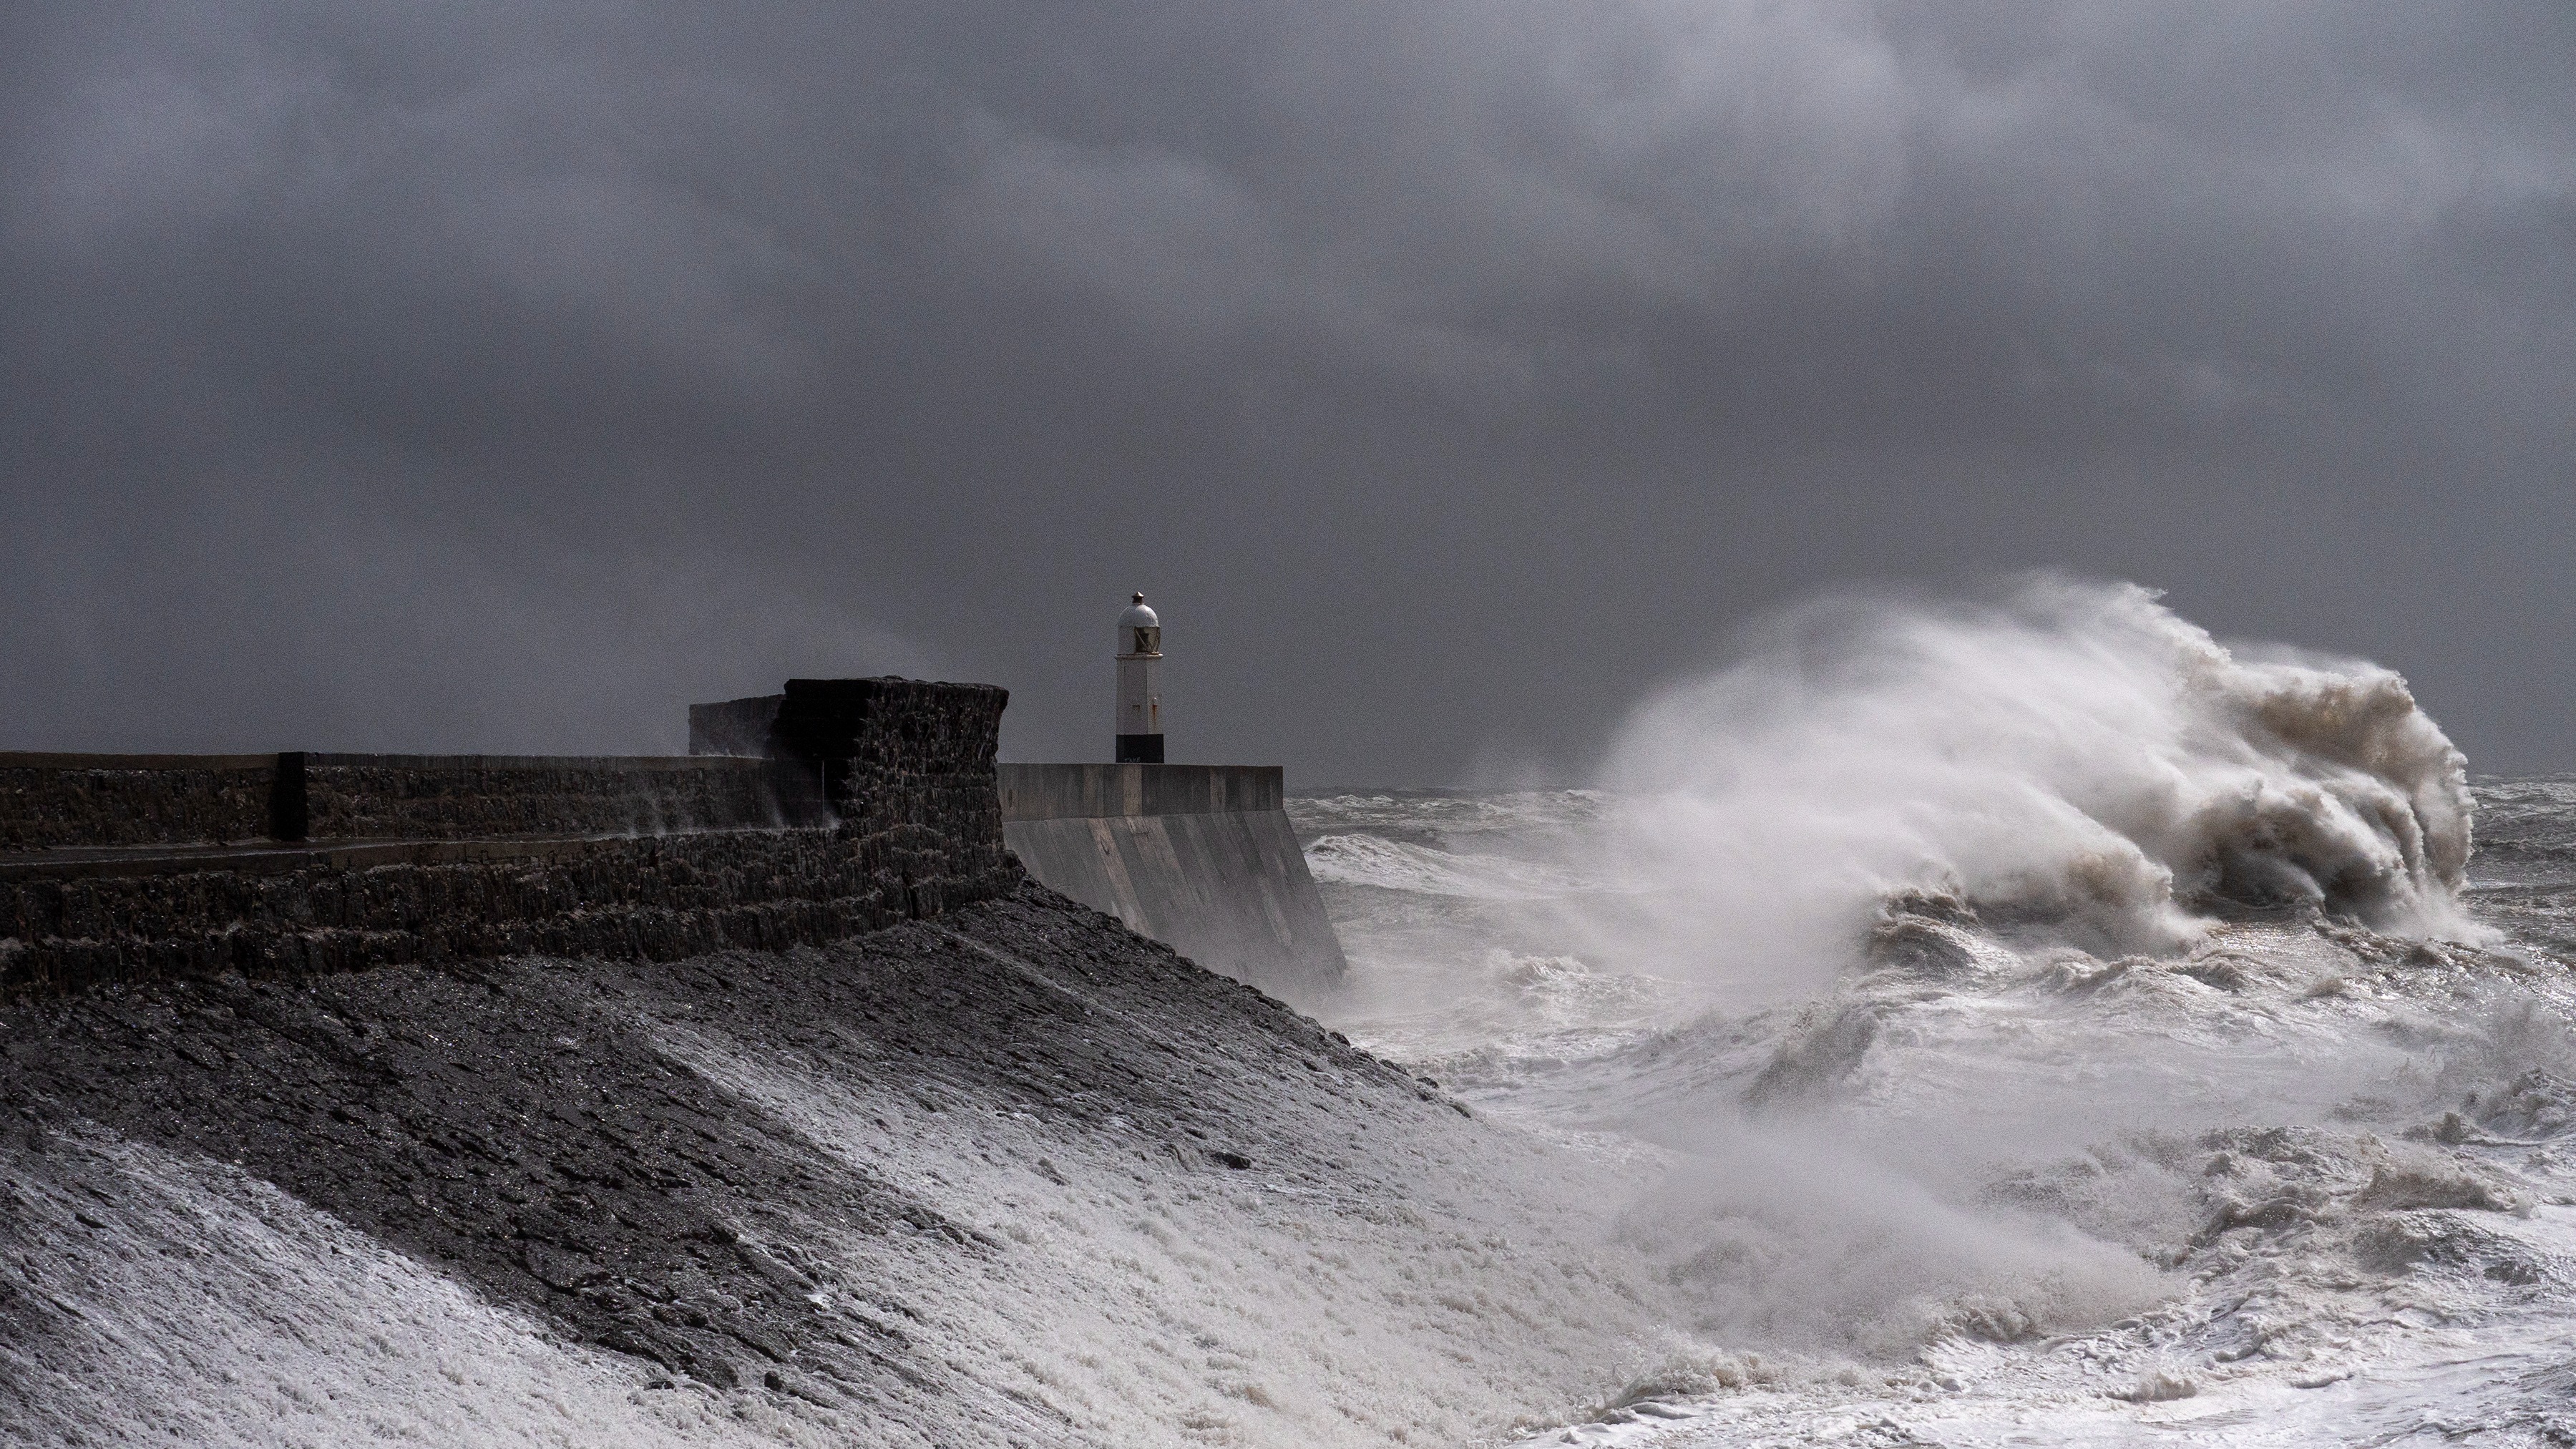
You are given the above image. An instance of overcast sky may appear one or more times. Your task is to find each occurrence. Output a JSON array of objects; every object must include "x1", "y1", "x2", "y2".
[{"x1": 4, "y1": 2, "x2": 2571, "y2": 784}]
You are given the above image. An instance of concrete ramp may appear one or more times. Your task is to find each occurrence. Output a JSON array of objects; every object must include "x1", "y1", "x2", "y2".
[{"x1": 999, "y1": 764, "x2": 1346, "y2": 995}]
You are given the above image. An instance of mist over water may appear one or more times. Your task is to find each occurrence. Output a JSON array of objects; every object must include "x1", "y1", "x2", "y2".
[{"x1": 1304, "y1": 577, "x2": 2576, "y2": 1443}]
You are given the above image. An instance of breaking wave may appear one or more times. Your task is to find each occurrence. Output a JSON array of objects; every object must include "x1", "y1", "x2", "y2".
[
  {"x1": 1302, "y1": 575, "x2": 2576, "y2": 1444},
  {"x1": 1594, "y1": 575, "x2": 2478, "y2": 991}
]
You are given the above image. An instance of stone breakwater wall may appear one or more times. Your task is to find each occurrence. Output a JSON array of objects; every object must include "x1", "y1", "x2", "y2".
[
  {"x1": 771, "y1": 677, "x2": 1008, "y2": 853},
  {"x1": 1, "y1": 755, "x2": 280, "y2": 852},
  {"x1": 301, "y1": 755, "x2": 825, "y2": 841},
  {"x1": 1, "y1": 829, "x2": 1020, "y2": 997},
  {"x1": 1, "y1": 753, "x2": 820, "y2": 852},
  {"x1": 0, "y1": 679, "x2": 1017, "y2": 997}
]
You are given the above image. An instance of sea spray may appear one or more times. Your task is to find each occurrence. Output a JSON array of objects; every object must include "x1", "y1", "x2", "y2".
[
  {"x1": 1302, "y1": 577, "x2": 2576, "y2": 1443},
  {"x1": 1591, "y1": 575, "x2": 2479, "y2": 997}
]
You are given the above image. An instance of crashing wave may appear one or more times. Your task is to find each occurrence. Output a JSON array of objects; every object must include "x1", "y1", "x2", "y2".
[{"x1": 1596, "y1": 576, "x2": 2478, "y2": 972}]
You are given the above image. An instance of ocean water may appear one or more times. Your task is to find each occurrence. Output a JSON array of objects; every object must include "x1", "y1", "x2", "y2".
[{"x1": 1299, "y1": 580, "x2": 2576, "y2": 1447}]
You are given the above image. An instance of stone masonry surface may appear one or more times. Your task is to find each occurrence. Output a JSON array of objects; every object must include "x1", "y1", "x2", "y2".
[
  {"x1": 0, "y1": 756, "x2": 276, "y2": 852},
  {"x1": 303, "y1": 757, "x2": 820, "y2": 841},
  {"x1": 0, "y1": 827, "x2": 1023, "y2": 997},
  {"x1": 0, "y1": 680, "x2": 1019, "y2": 997}
]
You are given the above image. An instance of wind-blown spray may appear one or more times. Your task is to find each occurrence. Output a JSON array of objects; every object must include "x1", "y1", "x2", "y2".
[
  {"x1": 1304, "y1": 575, "x2": 2561, "y2": 1439},
  {"x1": 1592, "y1": 575, "x2": 2477, "y2": 995}
]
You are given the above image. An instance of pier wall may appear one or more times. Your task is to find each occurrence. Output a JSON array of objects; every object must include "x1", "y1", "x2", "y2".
[
  {"x1": 1, "y1": 680, "x2": 1345, "y2": 1000},
  {"x1": 1, "y1": 754, "x2": 280, "y2": 852},
  {"x1": 1, "y1": 753, "x2": 816, "y2": 853},
  {"x1": 998, "y1": 763, "x2": 1347, "y2": 995},
  {"x1": 0, "y1": 679, "x2": 1015, "y2": 997}
]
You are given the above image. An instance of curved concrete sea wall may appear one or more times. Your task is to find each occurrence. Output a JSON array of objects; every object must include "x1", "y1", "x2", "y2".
[{"x1": 998, "y1": 763, "x2": 1347, "y2": 995}]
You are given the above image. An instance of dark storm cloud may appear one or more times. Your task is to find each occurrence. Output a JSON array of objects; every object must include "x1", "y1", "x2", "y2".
[{"x1": 4, "y1": 2, "x2": 2572, "y2": 781}]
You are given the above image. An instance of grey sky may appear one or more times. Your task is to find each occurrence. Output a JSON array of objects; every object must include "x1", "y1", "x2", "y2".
[{"x1": 4, "y1": 2, "x2": 2571, "y2": 785}]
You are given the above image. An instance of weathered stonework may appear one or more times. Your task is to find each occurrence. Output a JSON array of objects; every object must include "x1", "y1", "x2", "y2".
[
  {"x1": 0, "y1": 756, "x2": 277, "y2": 851},
  {"x1": 0, "y1": 826, "x2": 1024, "y2": 996},
  {"x1": 0, "y1": 679, "x2": 1018, "y2": 997},
  {"x1": 303, "y1": 756, "x2": 820, "y2": 840}
]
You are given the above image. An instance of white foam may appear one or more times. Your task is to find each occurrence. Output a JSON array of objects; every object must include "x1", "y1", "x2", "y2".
[
  {"x1": 1306, "y1": 832, "x2": 1609, "y2": 899},
  {"x1": 1592, "y1": 576, "x2": 2479, "y2": 997},
  {"x1": 0, "y1": 1128, "x2": 825, "y2": 1448},
  {"x1": 641, "y1": 1015, "x2": 1688, "y2": 1448},
  {"x1": 1299, "y1": 583, "x2": 2576, "y2": 1443}
]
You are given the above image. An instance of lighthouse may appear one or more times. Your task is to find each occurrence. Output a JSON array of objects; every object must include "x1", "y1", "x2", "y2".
[{"x1": 1116, "y1": 592, "x2": 1164, "y2": 763}]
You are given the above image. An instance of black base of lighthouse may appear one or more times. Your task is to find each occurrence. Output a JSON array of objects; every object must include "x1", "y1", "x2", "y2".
[{"x1": 1116, "y1": 734, "x2": 1166, "y2": 764}]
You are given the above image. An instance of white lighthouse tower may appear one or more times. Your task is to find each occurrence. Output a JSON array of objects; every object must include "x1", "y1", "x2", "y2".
[{"x1": 1116, "y1": 592, "x2": 1164, "y2": 763}]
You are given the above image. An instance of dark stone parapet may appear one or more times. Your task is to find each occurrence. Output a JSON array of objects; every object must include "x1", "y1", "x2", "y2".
[
  {"x1": 0, "y1": 678, "x2": 1018, "y2": 997},
  {"x1": 303, "y1": 754, "x2": 824, "y2": 841},
  {"x1": 773, "y1": 675, "x2": 1010, "y2": 871},
  {"x1": 0, "y1": 754, "x2": 279, "y2": 852},
  {"x1": 0, "y1": 825, "x2": 1023, "y2": 997},
  {"x1": 1, "y1": 752, "x2": 824, "y2": 852}
]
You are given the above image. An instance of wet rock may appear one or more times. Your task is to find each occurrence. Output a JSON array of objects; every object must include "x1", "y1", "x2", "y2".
[
  {"x1": 522, "y1": 1241, "x2": 608, "y2": 1291},
  {"x1": 0, "y1": 879, "x2": 1458, "y2": 1438}
]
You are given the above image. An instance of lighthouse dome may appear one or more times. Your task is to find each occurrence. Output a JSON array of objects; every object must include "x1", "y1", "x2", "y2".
[{"x1": 1118, "y1": 593, "x2": 1159, "y2": 631}]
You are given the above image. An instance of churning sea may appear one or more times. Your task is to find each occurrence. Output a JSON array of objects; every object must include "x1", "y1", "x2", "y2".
[{"x1": 1295, "y1": 775, "x2": 2576, "y2": 1447}]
